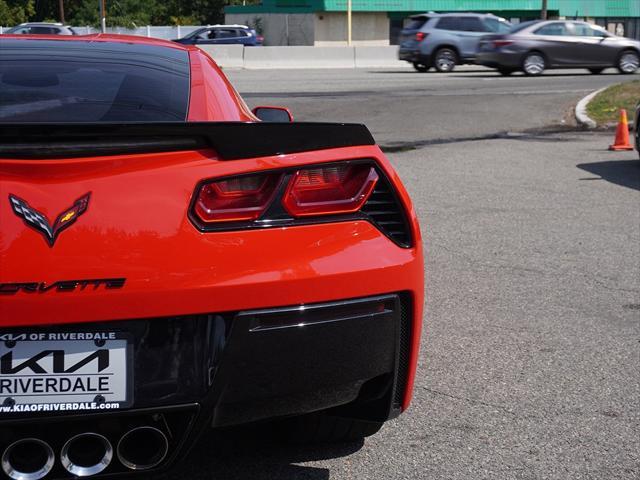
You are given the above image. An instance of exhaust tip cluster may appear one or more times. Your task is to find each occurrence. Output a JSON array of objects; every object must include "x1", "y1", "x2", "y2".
[
  {"x1": 60, "y1": 433, "x2": 112, "y2": 477},
  {"x1": 1, "y1": 438, "x2": 55, "y2": 480},
  {"x1": 1, "y1": 427, "x2": 169, "y2": 479},
  {"x1": 117, "y1": 427, "x2": 169, "y2": 471}
]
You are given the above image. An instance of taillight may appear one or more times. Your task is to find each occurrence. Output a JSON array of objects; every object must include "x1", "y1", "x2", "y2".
[
  {"x1": 194, "y1": 173, "x2": 281, "y2": 223},
  {"x1": 189, "y1": 162, "x2": 411, "y2": 247},
  {"x1": 493, "y1": 40, "x2": 513, "y2": 48},
  {"x1": 415, "y1": 32, "x2": 428, "y2": 41},
  {"x1": 282, "y1": 164, "x2": 378, "y2": 217}
]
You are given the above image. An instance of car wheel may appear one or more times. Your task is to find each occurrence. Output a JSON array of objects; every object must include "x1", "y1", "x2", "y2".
[
  {"x1": 522, "y1": 52, "x2": 545, "y2": 76},
  {"x1": 498, "y1": 68, "x2": 514, "y2": 76},
  {"x1": 588, "y1": 68, "x2": 605, "y2": 74},
  {"x1": 280, "y1": 413, "x2": 383, "y2": 444},
  {"x1": 412, "y1": 62, "x2": 431, "y2": 73},
  {"x1": 434, "y1": 48, "x2": 457, "y2": 73},
  {"x1": 617, "y1": 50, "x2": 640, "y2": 74}
]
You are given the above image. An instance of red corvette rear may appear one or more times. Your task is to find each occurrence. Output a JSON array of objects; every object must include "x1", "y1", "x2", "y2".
[{"x1": 0, "y1": 36, "x2": 423, "y2": 479}]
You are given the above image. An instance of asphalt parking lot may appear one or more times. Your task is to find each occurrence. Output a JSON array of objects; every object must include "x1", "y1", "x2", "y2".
[{"x1": 179, "y1": 68, "x2": 639, "y2": 480}]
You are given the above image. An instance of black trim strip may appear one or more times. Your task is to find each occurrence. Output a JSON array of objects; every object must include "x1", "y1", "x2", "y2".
[{"x1": 0, "y1": 122, "x2": 375, "y2": 160}]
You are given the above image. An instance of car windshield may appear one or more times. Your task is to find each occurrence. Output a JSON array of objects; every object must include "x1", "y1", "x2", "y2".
[{"x1": 0, "y1": 39, "x2": 191, "y2": 123}]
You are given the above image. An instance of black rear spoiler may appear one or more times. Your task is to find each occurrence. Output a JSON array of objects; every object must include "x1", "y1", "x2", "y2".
[{"x1": 0, "y1": 122, "x2": 375, "y2": 160}]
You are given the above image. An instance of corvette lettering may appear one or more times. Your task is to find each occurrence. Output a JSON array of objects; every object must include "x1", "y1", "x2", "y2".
[
  {"x1": 0, "y1": 278, "x2": 126, "y2": 295},
  {"x1": 9, "y1": 193, "x2": 91, "y2": 247}
]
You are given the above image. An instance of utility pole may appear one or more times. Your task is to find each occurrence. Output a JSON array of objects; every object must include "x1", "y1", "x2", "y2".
[
  {"x1": 347, "y1": 0, "x2": 352, "y2": 46},
  {"x1": 99, "y1": 0, "x2": 107, "y2": 33},
  {"x1": 58, "y1": 0, "x2": 65, "y2": 23},
  {"x1": 541, "y1": 0, "x2": 548, "y2": 20}
]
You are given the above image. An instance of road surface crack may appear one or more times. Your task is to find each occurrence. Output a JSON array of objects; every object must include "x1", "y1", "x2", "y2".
[{"x1": 422, "y1": 387, "x2": 518, "y2": 416}]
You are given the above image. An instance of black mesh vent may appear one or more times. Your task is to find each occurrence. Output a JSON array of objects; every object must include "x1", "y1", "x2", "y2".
[
  {"x1": 393, "y1": 294, "x2": 412, "y2": 409},
  {"x1": 361, "y1": 175, "x2": 412, "y2": 248}
]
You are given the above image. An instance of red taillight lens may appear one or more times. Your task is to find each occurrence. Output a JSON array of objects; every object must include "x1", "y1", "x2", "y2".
[
  {"x1": 282, "y1": 164, "x2": 378, "y2": 217},
  {"x1": 194, "y1": 173, "x2": 281, "y2": 223},
  {"x1": 415, "y1": 32, "x2": 428, "y2": 41},
  {"x1": 493, "y1": 40, "x2": 513, "y2": 48}
]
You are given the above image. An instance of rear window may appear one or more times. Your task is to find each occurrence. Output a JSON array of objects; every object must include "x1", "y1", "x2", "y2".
[
  {"x1": 484, "y1": 18, "x2": 511, "y2": 33},
  {"x1": 534, "y1": 22, "x2": 569, "y2": 36},
  {"x1": 435, "y1": 17, "x2": 463, "y2": 31},
  {"x1": 29, "y1": 26, "x2": 59, "y2": 34},
  {"x1": 0, "y1": 39, "x2": 190, "y2": 123},
  {"x1": 436, "y1": 16, "x2": 487, "y2": 32},
  {"x1": 215, "y1": 28, "x2": 239, "y2": 39},
  {"x1": 572, "y1": 23, "x2": 608, "y2": 37},
  {"x1": 510, "y1": 21, "x2": 538, "y2": 33},
  {"x1": 405, "y1": 17, "x2": 429, "y2": 30}
]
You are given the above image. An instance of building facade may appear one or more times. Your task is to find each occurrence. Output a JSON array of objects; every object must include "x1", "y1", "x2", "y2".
[{"x1": 225, "y1": 0, "x2": 640, "y2": 45}]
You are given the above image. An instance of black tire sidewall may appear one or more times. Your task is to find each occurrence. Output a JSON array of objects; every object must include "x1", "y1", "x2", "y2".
[
  {"x1": 434, "y1": 48, "x2": 457, "y2": 73},
  {"x1": 617, "y1": 50, "x2": 639, "y2": 74}
]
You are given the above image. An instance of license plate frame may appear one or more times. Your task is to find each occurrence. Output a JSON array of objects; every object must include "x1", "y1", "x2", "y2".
[{"x1": 0, "y1": 331, "x2": 133, "y2": 414}]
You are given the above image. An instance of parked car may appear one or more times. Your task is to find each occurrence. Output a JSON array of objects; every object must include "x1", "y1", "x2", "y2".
[
  {"x1": 399, "y1": 13, "x2": 511, "y2": 72},
  {"x1": 173, "y1": 24, "x2": 263, "y2": 46},
  {"x1": 3, "y1": 22, "x2": 76, "y2": 35},
  {"x1": 0, "y1": 35, "x2": 423, "y2": 479},
  {"x1": 477, "y1": 20, "x2": 640, "y2": 76}
]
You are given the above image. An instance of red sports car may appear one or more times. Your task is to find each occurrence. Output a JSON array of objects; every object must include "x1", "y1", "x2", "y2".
[{"x1": 0, "y1": 35, "x2": 423, "y2": 479}]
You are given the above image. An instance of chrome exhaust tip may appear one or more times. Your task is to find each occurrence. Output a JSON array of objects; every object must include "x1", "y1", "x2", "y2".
[
  {"x1": 60, "y1": 433, "x2": 112, "y2": 477},
  {"x1": 1, "y1": 438, "x2": 54, "y2": 480},
  {"x1": 117, "y1": 426, "x2": 169, "y2": 471}
]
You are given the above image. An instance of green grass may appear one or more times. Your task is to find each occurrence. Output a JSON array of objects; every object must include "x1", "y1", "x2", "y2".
[{"x1": 586, "y1": 80, "x2": 640, "y2": 125}]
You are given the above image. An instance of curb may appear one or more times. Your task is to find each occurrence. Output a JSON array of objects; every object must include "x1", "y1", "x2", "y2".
[{"x1": 575, "y1": 87, "x2": 607, "y2": 129}]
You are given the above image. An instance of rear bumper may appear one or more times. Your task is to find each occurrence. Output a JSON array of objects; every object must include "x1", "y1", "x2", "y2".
[
  {"x1": 0, "y1": 143, "x2": 424, "y2": 477},
  {"x1": 0, "y1": 293, "x2": 413, "y2": 477},
  {"x1": 476, "y1": 51, "x2": 521, "y2": 69},
  {"x1": 399, "y1": 49, "x2": 430, "y2": 65}
]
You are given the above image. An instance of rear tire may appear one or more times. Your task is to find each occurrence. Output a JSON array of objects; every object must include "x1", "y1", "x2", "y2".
[
  {"x1": 412, "y1": 62, "x2": 430, "y2": 73},
  {"x1": 522, "y1": 52, "x2": 545, "y2": 76},
  {"x1": 433, "y1": 48, "x2": 457, "y2": 73},
  {"x1": 281, "y1": 413, "x2": 384, "y2": 444},
  {"x1": 588, "y1": 67, "x2": 605, "y2": 74},
  {"x1": 617, "y1": 50, "x2": 639, "y2": 74}
]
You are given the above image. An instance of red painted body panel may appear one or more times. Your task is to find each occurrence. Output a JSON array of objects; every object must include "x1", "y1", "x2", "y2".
[
  {"x1": 187, "y1": 49, "x2": 255, "y2": 121},
  {"x1": 0, "y1": 36, "x2": 423, "y2": 412}
]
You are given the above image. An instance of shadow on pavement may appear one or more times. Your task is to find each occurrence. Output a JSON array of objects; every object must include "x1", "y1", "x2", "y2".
[
  {"x1": 171, "y1": 423, "x2": 364, "y2": 479},
  {"x1": 369, "y1": 68, "x2": 490, "y2": 74},
  {"x1": 577, "y1": 159, "x2": 640, "y2": 190},
  {"x1": 449, "y1": 72, "x2": 621, "y2": 78}
]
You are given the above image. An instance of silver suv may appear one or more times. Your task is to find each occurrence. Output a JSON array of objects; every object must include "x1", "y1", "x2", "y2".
[
  {"x1": 399, "y1": 13, "x2": 511, "y2": 72},
  {"x1": 4, "y1": 23, "x2": 76, "y2": 35}
]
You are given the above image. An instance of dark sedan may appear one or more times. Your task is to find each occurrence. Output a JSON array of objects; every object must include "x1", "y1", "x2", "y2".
[
  {"x1": 477, "y1": 20, "x2": 640, "y2": 76},
  {"x1": 173, "y1": 25, "x2": 263, "y2": 46}
]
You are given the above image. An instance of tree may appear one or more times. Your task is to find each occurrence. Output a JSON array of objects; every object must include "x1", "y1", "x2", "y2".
[
  {"x1": 16, "y1": 0, "x2": 239, "y2": 27},
  {"x1": 0, "y1": 0, "x2": 35, "y2": 26}
]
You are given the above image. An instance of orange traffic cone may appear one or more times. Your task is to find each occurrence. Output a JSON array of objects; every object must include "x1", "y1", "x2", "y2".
[{"x1": 609, "y1": 108, "x2": 634, "y2": 151}]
